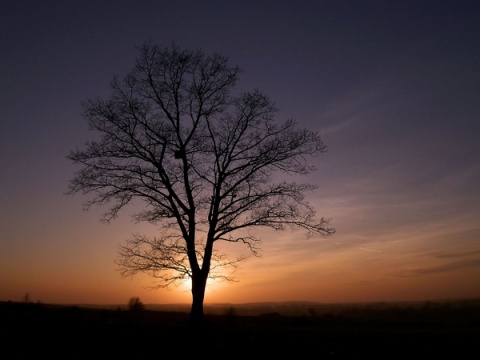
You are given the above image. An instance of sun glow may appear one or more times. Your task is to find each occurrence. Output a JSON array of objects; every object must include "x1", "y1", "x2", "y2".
[
  {"x1": 175, "y1": 275, "x2": 228, "y2": 296},
  {"x1": 205, "y1": 277, "x2": 228, "y2": 294}
]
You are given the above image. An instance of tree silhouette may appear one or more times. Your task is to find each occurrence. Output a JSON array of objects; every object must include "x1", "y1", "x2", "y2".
[
  {"x1": 67, "y1": 43, "x2": 334, "y2": 323},
  {"x1": 127, "y1": 297, "x2": 145, "y2": 311}
]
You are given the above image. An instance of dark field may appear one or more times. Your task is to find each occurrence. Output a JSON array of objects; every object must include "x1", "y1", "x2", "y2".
[{"x1": 2, "y1": 300, "x2": 479, "y2": 359}]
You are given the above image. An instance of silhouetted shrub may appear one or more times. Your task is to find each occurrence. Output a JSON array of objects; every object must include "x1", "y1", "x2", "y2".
[{"x1": 128, "y1": 297, "x2": 145, "y2": 311}]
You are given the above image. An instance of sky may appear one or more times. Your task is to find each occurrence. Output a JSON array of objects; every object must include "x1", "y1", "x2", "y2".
[{"x1": 1, "y1": 0, "x2": 479, "y2": 306}]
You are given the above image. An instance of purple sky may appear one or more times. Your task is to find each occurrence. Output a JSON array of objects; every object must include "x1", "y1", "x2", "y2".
[{"x1": 1, "y1": 0, "x2": 479, "y2": 305}]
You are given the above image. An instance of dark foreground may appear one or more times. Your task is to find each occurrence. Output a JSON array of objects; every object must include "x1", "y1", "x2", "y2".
[{"x1": 2, "y1": 300, "x2": 479, "y2": 359}]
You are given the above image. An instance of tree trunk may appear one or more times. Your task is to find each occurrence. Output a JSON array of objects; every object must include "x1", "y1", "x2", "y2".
[{"x1": 189, "y1": 272, "x2": 208, "y2": 324}]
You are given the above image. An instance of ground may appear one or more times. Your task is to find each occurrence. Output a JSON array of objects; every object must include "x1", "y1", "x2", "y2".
[{"x1": 2, "y1": 300, "x2": 479, "y2": 359}]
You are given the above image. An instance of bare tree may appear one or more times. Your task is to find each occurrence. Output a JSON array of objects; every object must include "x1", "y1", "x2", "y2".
[{"x1": 67, "y1": 43, "x2": 334, "y2": 323}]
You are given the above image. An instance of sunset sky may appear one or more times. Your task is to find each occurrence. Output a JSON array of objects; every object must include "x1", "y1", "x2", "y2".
[{"x1": 1, "y1": 0, "x2": 479, "y2": 306}]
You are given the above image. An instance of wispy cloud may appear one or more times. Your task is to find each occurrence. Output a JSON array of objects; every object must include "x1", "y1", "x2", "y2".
[{"x1": 400, "y1": 258, "x2": 480, "y2": 277}]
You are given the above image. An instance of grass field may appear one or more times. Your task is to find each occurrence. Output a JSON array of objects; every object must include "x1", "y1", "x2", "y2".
[{"x1": 2, "y1": 299, "x2": 479, "y2": 359}]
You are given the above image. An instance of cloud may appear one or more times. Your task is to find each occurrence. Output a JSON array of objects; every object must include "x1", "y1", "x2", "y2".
[
  {"x1": 400, "y1": 258, "x2": 480, "y2": 277},
  {"x1": 434, "y1": 250, "x2": 480, "y2": 260},
  {"x1": 358, "y1": 246, "x2": 383, "y2": 253}
]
